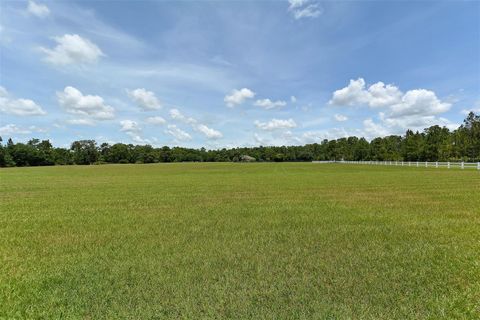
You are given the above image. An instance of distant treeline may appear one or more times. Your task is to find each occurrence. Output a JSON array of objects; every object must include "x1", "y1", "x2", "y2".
[{"x1": 1, "y1": 112, "x2": 479, "y2": 167}]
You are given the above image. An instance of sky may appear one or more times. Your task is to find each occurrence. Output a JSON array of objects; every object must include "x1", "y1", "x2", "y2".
[{"x1": 0, "y1": 0, "x2": 479, "y2": 148}]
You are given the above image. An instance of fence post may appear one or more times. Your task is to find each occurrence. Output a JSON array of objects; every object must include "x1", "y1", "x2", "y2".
[
  {"x1": 461, "y1": 162, "x2": 464, "y2": 169},
  {"x1": 477, "y1": 162, "x2": 480, "y2": 170},
  {"x1": 416, "y1": 161, "x2": 419, "y2": 167},
  {"x1": 447, "y1": 161, "x2": 450, "y2": 169},
  {"x1": 435, "y1": 161, "x2": 438, "y2": 168},
  {"x1": 425, "y1": 161, "x2": 428, "y2": 168}
]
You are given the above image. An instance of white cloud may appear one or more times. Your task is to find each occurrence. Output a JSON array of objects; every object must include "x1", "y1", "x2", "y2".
[
  {"x1": 195, "y1": 124, "x2": 223, "y2": 139},
  {"x1": 224, "y1": 88, "x2": 255, "y2": 107},
  {"x1": 255, "y1": 118, "x2": 297, "y2": 131},
  {"x1": 146, "y1": 116, "x2": 166, "y2": 125},
  {"x1": 169, "y1": 108, "x2": 196, "y2": 124},
  {"x1": 165, "y1": 124, "x2": 191, "y2": 141},
  {"x1": 252, "y1": 127, "x2": 354, "y2": 146},
  {"x1": 330, "y1": 78, "x2": 452, "y2": 134},
  {"x1": 329, "y1": 78, "x2": 372, "y2": 107},
  {"x1": 388, "y1": 89, "x2": 450, "y2": 118},
  {"x1": 290, "y1": 96, "x2": 297, "y2": 103},
  {"x1": 0, "y1": 124, "x2": 31, "y2": 135},
  {"x1": 254, "y1": 98, "x2": 287, "y2": 110},
  {"x1": 40, "y1": 34, "x2": 104, "y2": 65},
  {"x1": 27, "y1": 0, "x2": 50, "y2": 18},
  {"x1": 380, "y1": 113, "x2": 455, "y2": 131},
  {"x1": 329, "y1": 78, "x2": 448, "y2": 114},
  {"x1": 292, "y1": 128, "x2": 353, "y2": 145},
  {"x1": 292, "y1": 4, "x2": 322, "y2": 19},
  {"x1": 461, "y1": 108, "x2": 480, "y2": 116},
  {"x1": 254, "y1": 133, "x2": 266, "y2": 145},
  {"x1": 119, "y1": 120, "x2": 151, "y2": 144},
  {"x1": 0, "y1": 124, "x2": 47, "y2": 136},
  {"x1": 367, "y1": 82, "x2": 403, "y2": 108},
  {"x1": 288, "y1": 0, "x2": 322, "y2": 19},
  {"x1": 288, "y1": 0, "x2": 309, "y2": 10},
  {"x1": 169, "y1": 108, "x2": 223, "y2": 140},
  {"x1": 126, "y1": 88, "x2": 161, "y2": 110},
  {"x1": 362, "y1": 119, "x2": 391, "y2": 138},
  {"x1": 0, "y1": 86, "x2": 47, "y2": 116},
  {"x1": 120, "y1": 120, "x2": 140, "y2": 132},
  {"x1": 359, "y1": 114, "x2": 457, "y2": 140},
  {"x1": 125, "y1": 132, "x2": 149, "y2": 144},
  {"x1": 57, "y1": 86, "x2": 115, "y2": 120},
  {"x1": 334, "y1": 114, "x2": 348, "y2": 122},
  {"x1": 66, "y1": 119, "x2": 95, "y2": 126}
]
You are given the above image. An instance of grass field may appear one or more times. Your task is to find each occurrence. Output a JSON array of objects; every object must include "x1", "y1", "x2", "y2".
[{"x1": 1, "y1": 163, "x2": 479, "y2": 319}]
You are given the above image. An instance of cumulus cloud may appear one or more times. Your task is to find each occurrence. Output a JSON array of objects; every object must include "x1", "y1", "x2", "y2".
[
  {"x1": 388, "y1": 89, "x2": 450, "y2": 118},
  {"x1": 146, "y1": 116, "x2": 166, "y2": 125},
  {"x1": 288, "y1": 0, "x2": 322, "y2": 19},
  {"x1": 329, "y1": 78, "x2": 448, "y2": 114},
  {"x1": 195, "y1": 124, "x2": 223, "y2": 139},
  {"x1": 27, "y1": 0, "x2": 50, "y2": 18},
  {"x1": 120, "y1": 120, "x2": 140, "y2": 132},
  {"x1": 255, "y1": 118, "x2": 297, "y2": 131},
  {"x1": 165, "y1": 124, "x2": 192, "y2": 141},
  {"x1": 119, "y1": 120, "x2": 150, "y2": 144},
  {"x1": 40, "y1": 34, "x2": 104, "y2": 65},
  {"x1": 169, "y1": 108, "x2": 196, "y2": 124},
  {"x1": 169, "y1": 108, "x2": 223, "y2": 139},
  {"x1": 329, "y1": 78, "x2": 371, "y2": 107},
  {"x1": 330, "y1": 78, "x2": 452, "y2": 134},
  {"x1": 126, "y1": 88, "x2": 161, "y2": 110},
  {"x1": 57, "y1": 86, "x2": 114, "y2": 120},
  {"x1": 254, "y1": 99, "x2": 287, "y2": 110},
  {"x1": 334, "y1": 114, "x2": 348, "y2": 122},
  {"x1": 367, "y1": 81, "x2": 403, "y2": 108},
  {"x1": 290, "y1": 96, "x2": 297, "y2": 103},
  {"x1": 224, "y1": 88, "x2": 255, "y2": 107},
  {"x1": 0, "y1": 86, "x2": 47, "y2": 116}
]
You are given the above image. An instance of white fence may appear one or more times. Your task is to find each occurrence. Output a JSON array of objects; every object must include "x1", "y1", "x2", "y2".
[{"x1": 312, "y1": 160, "x2": 480, "y2": 170}]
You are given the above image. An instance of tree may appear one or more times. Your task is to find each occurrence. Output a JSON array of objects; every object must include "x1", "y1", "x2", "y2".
[
  {"x1": 53, "y1": 148, "x2": 73, "y2": 165},
  {"x1": 402, "y1": 130, "x2": 424, "y2": 161},
  {"x1": 71, "y1": 140, "x2": 99, "y2": 165},
  {"x1": 461, "y1": 112, "x2": 480, "y2": 160},
  {"x1": 424, "y1": 125, "x2": 450, "y2": 161},
  {"x1": 2, "y1": 112, "x2": 478, "y2": 167}
]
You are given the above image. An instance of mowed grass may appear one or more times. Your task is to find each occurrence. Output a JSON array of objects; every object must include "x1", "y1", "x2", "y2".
[{"x1": 1, "y1": 163, "x2": 479, "y2": 319}]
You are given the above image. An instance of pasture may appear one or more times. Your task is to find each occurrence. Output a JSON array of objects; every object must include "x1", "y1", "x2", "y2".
[{"x1": 1, "y1": 163, "x2": 479, "y2": 319}]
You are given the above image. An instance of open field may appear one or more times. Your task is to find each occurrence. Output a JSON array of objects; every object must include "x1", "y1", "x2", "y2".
[{"x1": 1, "y1": 163, "x2": 479, "y2": 319}]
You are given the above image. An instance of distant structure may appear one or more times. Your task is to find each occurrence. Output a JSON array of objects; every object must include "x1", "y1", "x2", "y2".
[{"x1": 240, "y1": 155, "x2": 256, "y2": 162}]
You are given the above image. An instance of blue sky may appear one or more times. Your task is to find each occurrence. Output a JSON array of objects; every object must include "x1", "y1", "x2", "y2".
[{"x1": 0, "y1": 0, "x2": 479, "y2": 148}]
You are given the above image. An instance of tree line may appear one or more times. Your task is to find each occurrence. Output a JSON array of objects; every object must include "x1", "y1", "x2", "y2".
[{"x1": 1, "y1": 112, "x2": 479, "y2": 167}]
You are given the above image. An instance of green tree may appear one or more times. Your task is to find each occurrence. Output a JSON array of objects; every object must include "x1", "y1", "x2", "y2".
[{"x1": 71, "y1": 140, "x2": 99, "y2": 165}]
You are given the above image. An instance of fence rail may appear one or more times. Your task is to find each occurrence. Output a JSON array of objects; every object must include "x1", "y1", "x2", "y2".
[{"x1": 312, "y1": 160, "x2": 480, "y2": 170}]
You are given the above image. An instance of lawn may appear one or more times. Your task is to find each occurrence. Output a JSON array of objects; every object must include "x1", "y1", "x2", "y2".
[{"x1": 1, "y1": 163, "x2": 479, "y2": 319}]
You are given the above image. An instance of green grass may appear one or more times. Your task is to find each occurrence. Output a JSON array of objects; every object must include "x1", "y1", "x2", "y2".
[{"x1": 1, "y1": 163, "x2": 479, "y2": 319}]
